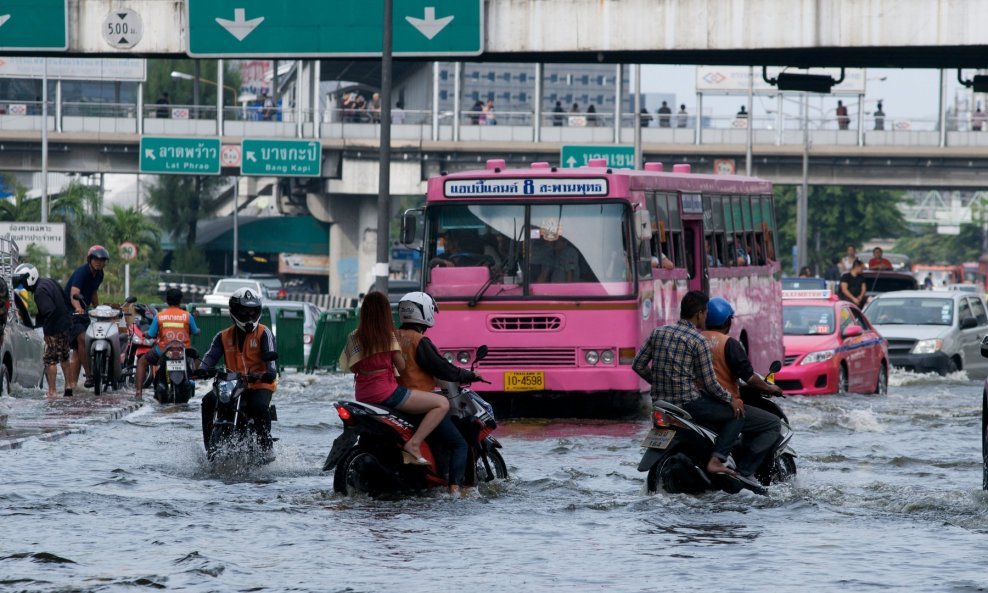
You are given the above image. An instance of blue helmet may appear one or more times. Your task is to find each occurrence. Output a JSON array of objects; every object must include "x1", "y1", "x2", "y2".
[{"x1": 706, "y1": 297, "x2": 735, "y2": 328}]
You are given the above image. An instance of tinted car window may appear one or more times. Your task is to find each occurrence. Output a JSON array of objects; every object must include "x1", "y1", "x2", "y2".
[
  {"x1": 782, "y1": 277, "x2": 827, "y2": 290},
  {"x1": 783, "y1": 305, "x2": 834, "y2": 335},
  {"x1": 865, "y1": 298, "x2": 954, "y2": 326},
  {"x1": 971, "y1": 298, "x2": 988, "y2": 325}
]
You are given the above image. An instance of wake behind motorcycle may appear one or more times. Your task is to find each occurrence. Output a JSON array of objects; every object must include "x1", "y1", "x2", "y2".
[
  {"x1": 200, "y1": 351, "x2": 279, "y2": 464},
  {"x1": 638, "y1": 361, "x2": 796, "y2": 496},
  {"x1": 76, "y1": 295, "x2": 134, "y2": 395},
  {"x1": 323, "y1": 345, "x2": 508, "y2": 497},
  {"x1": 152, "y1": 340, "x2": 198, "y2": 404}
]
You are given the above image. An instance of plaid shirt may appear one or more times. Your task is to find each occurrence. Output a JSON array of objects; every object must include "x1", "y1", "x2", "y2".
[{"x1": 632, "y1": 319, "x2": 733, "y2": 406}]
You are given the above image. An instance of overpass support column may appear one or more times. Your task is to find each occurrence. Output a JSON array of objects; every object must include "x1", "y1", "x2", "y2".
[
  {"x1": 939, "y1": 69, "x2": 948, "y2": 148},
  {"x1": 453, "y1": 62, "x2": 462, "y2": 141},
  {"x1": 313, "y1": 60, "x2": 322, "y2": 139},
  {"x1": 614, "y1": 65, "x2": 623, "y2": 144},
  {"x1": 857, "y1": 93, "x2": 864, "y2": 146},
  {"x1": 431, "y1": 62, "x2": 440, "y2": 141},
  {"x1": 533, "y1": 63, "x2": 543, "y2": 142},
  {"x1": 217, "y1": 59, "x2": 225, "y2": 136},
  {"x1": 322, "y1": 195, "x2": 380, "y2": 299},
  {"x1": 694, "y1": 93, "x2": 702, "y2": 144}
]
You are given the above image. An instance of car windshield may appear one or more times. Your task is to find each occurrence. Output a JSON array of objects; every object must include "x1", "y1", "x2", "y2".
[
  {"x1": 425, "y1": 202, "x2": 634, "y2": 299},
  {"x1": 256, "y1": 277, "x2": 282, "y2": 288},
  {"x1": 215, "y1": 280, "x2": 259, "y2": 294},
  {"x1": 783, "y1": 305, "x2": 835, "y2": 335},
  {"x1": 864, "y1": 298, "x2": 954, "y2": 326}
]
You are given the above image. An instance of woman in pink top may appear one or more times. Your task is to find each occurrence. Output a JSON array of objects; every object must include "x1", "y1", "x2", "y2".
[{"x1": 339, "y1": 292, "x2": 448, "y2": 464}]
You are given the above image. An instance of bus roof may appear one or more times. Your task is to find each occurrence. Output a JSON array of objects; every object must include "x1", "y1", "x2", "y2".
[{"x1": 428, "y1": 160, "x2": 773, "y2": 201}]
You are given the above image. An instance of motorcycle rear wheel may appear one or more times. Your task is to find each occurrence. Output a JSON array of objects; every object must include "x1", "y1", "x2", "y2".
[{"x1": 335, "y1": 448, "x2": 381, "y2": 496}]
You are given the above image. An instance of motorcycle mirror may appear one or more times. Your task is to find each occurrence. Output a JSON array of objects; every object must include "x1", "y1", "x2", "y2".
[
  {"x1": 125, "y1": 296, "x2": 137, "y2": 304},
  {"x1": 262, "y1": 351, "x2": 279, "y2": 362},
  {"x1": 475, "y1": 345, "x2": 489, "y2": 361},
  {"x1": 769, "y1": 360, "x2": 782, "y2": 373}
]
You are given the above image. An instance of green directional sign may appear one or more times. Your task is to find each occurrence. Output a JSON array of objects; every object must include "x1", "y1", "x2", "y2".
[
  {"x1": 187, "y1": 0, "x2": 482, "y2": 57},
  {"x1": 241, "y1": 139, "x2": 322, "y2": 177},
  {"x1": 561, "y1": 145, "x2": 636, "y2": 170},
  {"x1": 140, "y1": 137, "x2": 221, "y2": 175},
  {"x1": 0, "y1": 0, "x2": 68, "y2": 51}
]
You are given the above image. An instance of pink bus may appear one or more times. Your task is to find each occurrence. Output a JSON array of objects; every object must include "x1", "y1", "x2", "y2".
[{"x1": 401, "y1": 158, "x2": 783, "y2": 400}]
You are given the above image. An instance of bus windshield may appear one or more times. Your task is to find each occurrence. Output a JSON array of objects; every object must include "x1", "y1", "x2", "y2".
[{"x1": 425, "y1": 202, "x2": 634, "y2": 299}]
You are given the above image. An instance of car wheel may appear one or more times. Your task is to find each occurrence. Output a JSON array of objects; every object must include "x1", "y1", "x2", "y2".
[
  {"x1": 874, "y1": 364, "x2": 888, "y2": 396},
  {"x1": 944, "y1": 357, "x2": 959, "y2": 376},
  {"x1": 0, "y1": 362, "x2": 9, "y2": 397},
  {"x1": 837, "y1": 365, "x2": 848, "y2": 396}
]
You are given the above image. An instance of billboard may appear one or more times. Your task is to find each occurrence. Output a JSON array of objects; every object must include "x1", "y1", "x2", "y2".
[{"x1": 0, "y1": 222, "x2": 66, "y2": 257}]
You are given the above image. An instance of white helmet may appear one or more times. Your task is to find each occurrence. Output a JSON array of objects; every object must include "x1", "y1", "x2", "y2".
[
  {"x1": 13, "y1": 263, "x2": 39, "y2": 290},
  {"x1": 398, "y1": 291, "x2": 437, "y2": 328}
]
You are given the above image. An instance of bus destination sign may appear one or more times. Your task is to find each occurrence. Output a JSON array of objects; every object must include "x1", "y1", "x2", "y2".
[{"x1": 443, "y1": 178, "x2": 609, "y2": 198}]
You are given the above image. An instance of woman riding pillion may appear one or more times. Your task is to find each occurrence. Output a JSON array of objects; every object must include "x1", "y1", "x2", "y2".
[
  {"x1": 338, "y1": 291, "x2": 448, "y2": 466},
  {"x1": 195, "y1": 288, "x2": 278, "y2": 455},
  {"x1": 395, "y1": 291, "x2": 485, "y2": 495}
]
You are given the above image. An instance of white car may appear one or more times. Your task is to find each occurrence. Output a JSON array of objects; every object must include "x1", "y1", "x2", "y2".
[
  {"x1": 264, "y1": 300, "x2": 321, "y2": 362},
  {"x1": 203, "y1": 278, "x2": 268, "y2": 305},
  {"x1": 865, "y1": 290, "x2": 988, "y2": 377},
  {"x1": 1, "y1": 292, "x2": 45, "y2": 394}
]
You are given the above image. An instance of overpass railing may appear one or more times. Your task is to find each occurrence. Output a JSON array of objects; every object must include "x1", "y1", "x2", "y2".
[{"x1": 4, "y1": 101, "x2": 988, "y2": 149}]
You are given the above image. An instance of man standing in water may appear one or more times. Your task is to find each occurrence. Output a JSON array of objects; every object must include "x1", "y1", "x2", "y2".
[{"x1": 632, "y1": 291, "x2": 742, "y2": 477}]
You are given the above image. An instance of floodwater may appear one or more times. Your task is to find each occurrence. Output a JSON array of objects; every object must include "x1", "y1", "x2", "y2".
[{"x1": 2, "y1": 370, "x2": 987, "y2": 592}]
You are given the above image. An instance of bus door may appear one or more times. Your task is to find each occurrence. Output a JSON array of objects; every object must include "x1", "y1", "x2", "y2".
[{"x1": 680, "y1": 192, "x2": 708, "y2": 293}]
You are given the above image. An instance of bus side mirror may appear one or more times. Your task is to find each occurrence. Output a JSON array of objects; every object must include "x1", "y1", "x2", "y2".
[
  {"x1": 401, "y1": 212, "x2": 417, "y2": 244},
  {"x1": 634, "y1": 210, "x2": 651, "y2": 242}
]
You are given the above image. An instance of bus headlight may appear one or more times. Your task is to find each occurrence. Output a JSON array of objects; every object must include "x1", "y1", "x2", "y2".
[
  {"x1": 600, "y1": 350, "x2": 614, "y2": 364},
  {"x1": 585, "y1": 350, "x2": 599, "y2": 365},
  {"x1": 443, "y1": 352, "x2": 455, "y2": 363},
  {"x1": 457, "y1": 351, "x2": 471, "y2": 364}
]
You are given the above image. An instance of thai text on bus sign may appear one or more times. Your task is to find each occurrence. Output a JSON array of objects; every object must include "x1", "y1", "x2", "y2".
[{"x1": 443, "y1": 178, "x2": 609, "y2": 198}]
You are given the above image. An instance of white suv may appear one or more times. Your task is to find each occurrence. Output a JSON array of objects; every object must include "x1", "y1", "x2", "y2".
[{"x1": 203, "y1": 278, "x2": 268, "y2": 305}]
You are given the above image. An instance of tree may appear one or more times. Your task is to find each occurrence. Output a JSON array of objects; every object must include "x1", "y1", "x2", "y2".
[
  {"x1": 774, "y1": 185, "x2": 906, "y2": 272},
  {"x1": 145, "y1": 175, "x2": 227, "y2": 248},
  {"x1": 144, "y1": 59, "x2": 242, "y2": 110},
  {"x1": 894, "y1": 224, "x2": 982, "y2": 264}
]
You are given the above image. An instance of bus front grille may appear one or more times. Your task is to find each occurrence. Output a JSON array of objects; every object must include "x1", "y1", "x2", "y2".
[
  {"x1": 477, "y1": 348, "x2": 577, "y2": 367},
  {"x1": 489, "y1": 315, "x2": 563, "y2": 331}
]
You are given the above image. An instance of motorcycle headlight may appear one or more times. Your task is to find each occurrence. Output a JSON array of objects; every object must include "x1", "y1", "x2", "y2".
[
  {"x1": 800, "y1": 349, "x2": 835, "y2": 365},
  {"x1": 912, "y1": 339, "x2": 943, "y2": 354},
  {"x1": 217, "y1": 381, "x2": 234, "y2": 404}
]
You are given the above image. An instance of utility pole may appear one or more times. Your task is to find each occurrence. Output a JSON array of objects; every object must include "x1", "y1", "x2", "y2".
[{"x1": 374, "y1": 0, "x2": 394, "y2": 294}]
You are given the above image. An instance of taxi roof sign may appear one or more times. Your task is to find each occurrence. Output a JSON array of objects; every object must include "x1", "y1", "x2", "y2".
[{"x1": 782, "y1": 289, "x2": 833, "y2": 300}]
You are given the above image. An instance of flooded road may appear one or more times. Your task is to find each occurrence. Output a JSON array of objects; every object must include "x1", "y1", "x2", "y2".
[{"x1": 2, "y1": 370, "x2": 988, "y2": 592}]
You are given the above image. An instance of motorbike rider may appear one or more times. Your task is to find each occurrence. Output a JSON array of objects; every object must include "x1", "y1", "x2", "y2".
[
  {"x1": 134, "y1": 288, "x2": 201, "y2": 401},
  {"x1": 194, "y1": 288, "x2": 277, "y2": 454},
  {"x1": 14, "y1": 263, "x2": 77, "y2": 398},
  {"x1": 66, "y1": 245, "x2": 109, "y2": 389},
  {"x1": 395, "y1": 291, "x2": 484, "y2": 495},
  {"x1": 702, "y1": 297, "x2": 783, "y2": 482},
  {"x1": 631, "y1": 290, "x2": 741, "y2": 477}
]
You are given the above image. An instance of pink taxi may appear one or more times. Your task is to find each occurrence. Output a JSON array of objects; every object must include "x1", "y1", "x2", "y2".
[{"x1": 774, "y1": 290, "x2": 889, "y2": 396}]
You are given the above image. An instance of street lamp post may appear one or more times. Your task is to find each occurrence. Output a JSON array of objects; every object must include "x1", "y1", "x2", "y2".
[{"x1": 170, "y1": 71, "x2": 238, "y2": 109}]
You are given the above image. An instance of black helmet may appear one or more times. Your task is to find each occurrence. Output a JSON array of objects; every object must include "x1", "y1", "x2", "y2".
[{"x1": 229, "y1": 287, "x2": 262, "y2": 332}]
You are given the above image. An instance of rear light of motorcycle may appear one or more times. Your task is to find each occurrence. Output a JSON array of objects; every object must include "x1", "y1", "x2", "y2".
[
  {"x1": 653, "y1": 409, "x2": 669, "y2": 428},
  {"x1": 166, "y1": 350, "x2": 184, "y2": 360},
  {"x1": 336, "y1": 405, "x2": 352, "y2": 423}
]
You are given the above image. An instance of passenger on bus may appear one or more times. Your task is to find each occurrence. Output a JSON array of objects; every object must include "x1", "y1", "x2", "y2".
[
  {"x1": 651, "y1": 252, "x2": 675, "y2": 270},
  {"x1": 702, "y1": 297, "x2": 783, "y2": 482},
  {"x1": 429, "y1": 231, "x2": 492, "y2": 268},
  {"x1": 532, "y1": 234, "x2": 580, "y2": 282},
  {"x1": 705, "y1": 238, "x2": 722, "y2": 268}
]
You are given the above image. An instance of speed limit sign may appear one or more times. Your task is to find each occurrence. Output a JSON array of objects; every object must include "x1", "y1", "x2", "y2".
[
  {"x1": 221, "y1": 145, "x2": 242, "y2": 168},
  {"x1": 119, "y1": 241, "x2": 138, "y2": 261},
  {"x1": 713, "y1": 159, "x2": 736, "y2": 175}
]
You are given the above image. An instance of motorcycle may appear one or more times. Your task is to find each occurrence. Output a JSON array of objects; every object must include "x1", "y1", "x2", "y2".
[
  {"x1": 638, "y1": 361, "x2": 796, "y2": 496},
  {"x1": 200, "y1": 351, "x2": 279, "y2": 464},
  {"x1": 121, "y1": 302, "x2": 157, "y2": 388},
  {"x1": 76, "y1": 295, "x2": 135, "y2": 395},
  {"x1": 323, "y1": 345, "x2": 508, "y2": 497},
  {"x1": 152, "y1": 340, "x2": 199, "y2": 404}
]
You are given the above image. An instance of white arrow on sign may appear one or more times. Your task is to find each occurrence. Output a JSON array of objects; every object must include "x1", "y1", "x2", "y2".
[
  {"x1": 565, "y1": 156, "x2": 577, "y2": 167},
  {"x1": 405, "y1": 7, "x2": 454, "y2": 40},
  {"x1": 144, "y1": 149, "x2": 156, "y2": 160},
  {"x1": 0, "y1": 15, "x2": 11, "y2": 28},
  {"x1": 246, "y1": 151, "x2": 257, "y2": 163},
  {"x1": 216, "y1": 8, "x2": 264, "y2": 42}
]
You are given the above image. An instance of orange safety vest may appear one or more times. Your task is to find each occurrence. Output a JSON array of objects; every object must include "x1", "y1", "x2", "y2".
[
  {"x1": 155, "y1": 306, "x2": 193, "y2": 350},
  {"x1": 395, "y1": 329, "x2": 436, "y2": 392},
  {"x1": 220, "y1": 324, "x2": 276, "y2": 391},
  {"x1": 701, "y1": 330, "x2": 740, "y2": 398}
]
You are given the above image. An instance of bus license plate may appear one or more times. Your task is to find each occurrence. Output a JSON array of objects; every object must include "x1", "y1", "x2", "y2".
[
  {"x1": 504, "y1": 371, "x2": 545, "y2": 392},
  {"x1": 166, "y1": 360, "x2": 185, "y2": 372},
  {"x1": 641, "y1": 429, "x2": 675, "y2": 449}
]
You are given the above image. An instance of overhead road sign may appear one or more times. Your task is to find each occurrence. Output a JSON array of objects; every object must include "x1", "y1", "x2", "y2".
[
  {"x1": 241, "y1": 140, "x2": 321, "y2": 177},
  {"x1": 0, "y1": 0, "x2": 68, "y2": 51},
  {"x1": 140, "y1": 137, "x2": 221, "y2": 175},
  {"x1": 560, "y1": 145, "x2": 636, "y2": 170},
  {"x1": 186, "y1": 0, "x2": 482, "y2": 57}
]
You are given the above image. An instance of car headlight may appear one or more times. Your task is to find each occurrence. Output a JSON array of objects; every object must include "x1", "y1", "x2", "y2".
[
  {"x1": 585, "y1": 350, "x2": 599, "y2": 365},
  {"x1": 912, "y1": 339, "x2": 943, "y2": 354},
  {"x1": 800, "y1": 349, "x2": 835, "y2": 365}
]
